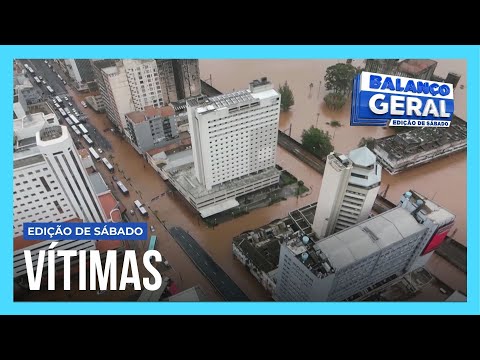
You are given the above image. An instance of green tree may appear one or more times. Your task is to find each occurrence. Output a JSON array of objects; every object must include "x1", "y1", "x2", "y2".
[
  {"x1": 278, "y1": 81, "x2": 295, "y2": 112},
  {"x1": 324, "y1": 92, "x2": 347, "y2": 111},
  {"x1": 358, "y1": 137, "x2": 376, "y2": 151},
  {"x1": 301, "y1": 126, "x2": 334, "y2": 159},
  {"x1": 330, "y1": 120, "x2": 341, "y2": 127},
  {"x1": 324, "y1": 63, "x2": 357, "y2": 96}
]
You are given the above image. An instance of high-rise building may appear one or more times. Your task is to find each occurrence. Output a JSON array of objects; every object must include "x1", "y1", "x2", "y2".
[
  {"x1": 101, "y1": 62, "x2": 135, "y2": 134},
  {"x1": 13, "y1": 121, "x2": 106, "y2": 237},
  {"x1": 92, "y1": 59, "x2": 118, "y2": 113},
  {"x1": 64, "y1": 59, "x2": 95, "y2": 91},
  {"x1": 187, "y1": 77, "x2": 279, "y2": 190},
  {"x1": 365, "y1": 59, "x2": 437, "y2": 80},
  {"x1": 168, "y1": 78, "x2": 281, "y2": 218},
  {"x1": 123, "y1": 59, "x2": 163, "y2": 110},
  {"x1": 125, "y1": 105, "x2": 178, "y2": 154},
  {"x1": 156, "y1": 60, "x2": 201, "y2": 104},
  {"x1": 312, "y1": 147, "x2": 381, "y2": 238},
  {"x1": 274, "y1": 190, "x2": 455, "y2": 302}
]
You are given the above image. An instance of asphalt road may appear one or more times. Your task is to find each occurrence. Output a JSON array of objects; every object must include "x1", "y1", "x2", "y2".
[
  {"x1": 169, "y1": 227, "x2": 250, "y2": 301},
  {"x1": 22, "y1": 60, "x2": 112, "y2": 153}
]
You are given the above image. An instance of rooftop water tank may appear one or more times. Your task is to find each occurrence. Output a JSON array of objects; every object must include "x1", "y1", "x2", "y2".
[
  {"x1": 302, "y1": 236, "x2": 309, "y2": 245},
  {"x1": 301, "y1": 252, "x2": 309, "y2": 262},
  {"x1": 405, "y1": 191, "x2": 412, "y2": 199}
]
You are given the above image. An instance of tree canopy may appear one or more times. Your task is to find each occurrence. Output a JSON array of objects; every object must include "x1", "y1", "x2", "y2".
[
  {"x1": 324, "y1": 63, "x2": 357, "y2": 96},
  {"x1": 278, "y1": 81, "x2": 295, "y2": 112},
  {"x1": 301, "y1": 126, "x2": 334, "y2": 159},
  {"x1": 358, "y1": 137, "x2": 376, "y2": 151}
]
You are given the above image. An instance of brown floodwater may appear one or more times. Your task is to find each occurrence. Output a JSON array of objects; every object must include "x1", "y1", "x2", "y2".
[
  {"x1": 200, "y1": 59, "x2": 467, "y2": 247},
  {"x1": 68, "y1": 58, "x2": 467, "y2": 300}
]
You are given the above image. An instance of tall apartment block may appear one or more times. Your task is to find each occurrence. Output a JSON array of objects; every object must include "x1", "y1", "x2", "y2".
[
  {"x1": 125, "y1": 105, "x2": 178, "y2": 154},
  {"x1": 14, "y1": 121, "x2": 106, "y2": 237},
  {"x1": 91, "y1": 59, "x2": 118, "y2": 112},
  {"x1": 156, "y1": 60, "x2": 201, "y2": 104},
  {"x1": 123, "y1": 59, "x2": 163, "y2": 110},
  {"x1": 64, "y1": 59, "x2": 95, "y2": 91},
  {"x1": 274, "y1": 190, "x2": 455, "y2": 301},
  {"x1": 168, "y1": 78, "x2": 281, "y2": 217},
  {"x1": 312, "y1": 147, "x2": 381, "y2": 238}
]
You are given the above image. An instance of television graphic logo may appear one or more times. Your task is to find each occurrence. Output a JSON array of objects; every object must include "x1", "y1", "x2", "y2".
[{"x1": 351, "y1": 72, "x2": 455, "y2": 127}]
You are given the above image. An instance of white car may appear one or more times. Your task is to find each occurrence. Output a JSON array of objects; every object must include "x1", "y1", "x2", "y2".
[
  {"x1": 42, "y1": 80, "x2": 47, "y2": 85},
  {"x1": 44, "y1": 60, "x2": 48, "y2": 64},
  {"x1": 97, "y1": 148, "x2": 103, "y2": 154},
  {"x1": 64, "y1": 96, "x2": 68, "y2": 101},
  {"x1": 150, "y1": 225, "x2": 155, "y2": 232},
  {"x1": 68, "y1": 102, "x2": 73, "y2": 107}
]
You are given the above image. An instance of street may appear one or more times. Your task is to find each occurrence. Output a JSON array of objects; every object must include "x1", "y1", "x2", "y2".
[{"x1": 169, "y1": 227, "x2": 249, "y2": 301}]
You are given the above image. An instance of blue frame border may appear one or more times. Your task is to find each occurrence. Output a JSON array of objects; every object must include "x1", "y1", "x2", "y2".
[{"x1": 1, "y1": 45, "x2": 478, "y2": 315}]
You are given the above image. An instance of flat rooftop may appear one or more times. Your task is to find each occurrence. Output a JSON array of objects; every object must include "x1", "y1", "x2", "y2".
[
  {"x1": 169, "y1": 165, "x2": 280, "y2": 199},
  {"x1": 88, "y1": 171, "x2": 109, "y2": 195},
  {"x1": 126, "y1": 105, "x2": 175, "y2": 124},
  {"x1": 98, "y1": 192, "x2": 123, "y2": 223},
  {"x1": 233, "y1": 218, "x2": 296, "y2": 273},
  {"x1": 314, "y1": 206, "x2": 426, "y2": 270},
  {"x1": 374, "y1": 115, "x2": 467, "y2": 160},
  {"x1": 146, "y1": 134, "x2": 191, "y2": 157}
]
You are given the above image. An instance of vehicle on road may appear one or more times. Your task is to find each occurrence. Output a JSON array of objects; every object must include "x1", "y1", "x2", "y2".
[
  {"x1": 130, "y1": 209, "x2": 135, "y2": 215},
  {"x1": 97, "y1": 148, "x2": 103, "y2": 154},
  {"x1": 46, "y1": 86, "x2": 54, "y2": 94},
  {"x1": 42, "y1": 80, "x2": 47, "y2": 85},
  {"x1": 44, "y1": 60, "x2": 48, "y2": 64},
  {"x1": 150, "y1": 225, "x2": 155, "y2": 232},
  {"x1": 48, "y1": 64, "x2": 52, "y2": 68},
  {"x1": 88, "y1": 147, "x2": 100, "y2": 161},
  {"x1": 64, "y1": 96, "x2": 68, "y2": 101},
  {"x1": 102, "y1": 157, "x2": 114, "y2": 173},
  {"x1": 134, "y1": 200, "x2": 148, "y2": 217},
  {"x1": 116, "y1": 181, "x2": 129, "y2": 195},
  {"x1": 64, "y1": 107, "x2": 71, "y2": 114},
  {"x1": 63, "y1": 80, "x2": 67, "y2": 85},
  {"x1": 81, "y1": 101, "x2": 88, "y2": 108},
  {"x1": 68, "y1": 102, "x2": 73, "y2": 107},
  {"x1": 39, "y1": 76, "x2": 43, "y2": 81},
  {"x1": 112, "y1": 175, "x2": 118, "y2": 181},
  {"x1": 83, "y1": 134, "x2": 93, "y2": 145}
]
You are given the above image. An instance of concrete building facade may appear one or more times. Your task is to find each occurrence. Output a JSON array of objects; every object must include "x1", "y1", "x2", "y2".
[
  {"x1": 123, "y1": 59, "x2": 163, "y2": 110},
  {"x1": 92, "y1": 59, "x2": 118, "y2": 113},
  {"x1": 101, "y1": 63, "x2": 135, "y2": 135},
  {"x1": 125, "y1": 105, "x2": 178, "y2": 154},
  {"x1": 274, "y1": 191, "x2": 455, "y2": 302},
  {"x1": 312, "y1": 147, "x2": 381, "y2": 238},
  {"x1": 156, "y1": 60, "x2": 201, "y2": 104},
  {"x1": 64, "y1": 59, "x2": 95, "y2": 91},
  {"x1": 13, "y1": 123, "x2": 106, "y2": 237},
  {"x1": 187, "y1": 77, "x2": 280, "y2": 190}
]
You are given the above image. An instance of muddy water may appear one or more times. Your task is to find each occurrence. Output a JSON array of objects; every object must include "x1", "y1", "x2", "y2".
[
  {"x1": 200, "y1": 59, "x2": 467, "y2": 246},
  {"x1": 69, "y1": 58, "x2": 467, "y2": 300}
]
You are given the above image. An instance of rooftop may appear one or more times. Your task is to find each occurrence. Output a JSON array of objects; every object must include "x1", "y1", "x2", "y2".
[
  {"x1": 126, "y1": 105, "x2": 175, "y2": 124},
  {"x1": 234, "y1": 218, "x2": 295, "y2": 273},
  {"x1": 348, "y1": 147, "x2": 377, "y2": 168},
  {"x1": 78, "y1": 148, "x2": 90, "y2": 159},
  {"x1": 315, "y1": 206, "x2": 426, "y2": 270},
  {"x1": 146, "y1": 134, "x2": 191, "y2": 157},
  {"x1": 39, "y1": 125, "x2": 63, "y2": 142},
  {"x1": 88, "y1": 171, "x2": 109, "y2": 195},
  {"x1": 374, "y1": 115, "x2": 467, "y2": 160},
  {"x1": 98, "y1": 192, "x2": 123, "y2": 223},
  {"x1": 397, "y1": 59, "x2": 437, "y2": 75},
  {"x1": 187, "y1": 79, "x2": 277, "y2": 114}
]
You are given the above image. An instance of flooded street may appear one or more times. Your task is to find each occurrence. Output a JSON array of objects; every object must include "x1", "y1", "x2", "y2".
[
  {"x1": 200, "y1": 59, "x2": 467, "y2": 247},
  {"x1": 68, "y1": 58, "x2": 467, "y2": 300}
]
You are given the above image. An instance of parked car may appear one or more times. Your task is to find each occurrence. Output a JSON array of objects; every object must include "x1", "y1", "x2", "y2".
[
  {"x1": 68, "y1": 102, "x2": 73, "y2": 107},
  {"x1": 42, "y1": 80, "x2": 47, "y2": 85},
  {"x1": 63, "y1": 80, "x2": 67, "y2": 85},
  {"x1": 130, "y1": 209, "x2": 135, "y2": 215},
  {"x1": 150, "y1": 225, "x2": 155, "y2": 232},
  {"x1": 98, "y1": 148, "x2": 103, "y2": 154},
  {"x1": 64, "y1": 96, "x2": 68, "y2": 101}
]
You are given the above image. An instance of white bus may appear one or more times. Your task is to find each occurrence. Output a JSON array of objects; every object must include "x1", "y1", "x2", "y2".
[
  {"x1": 64, "y1": 107, "x2": 71, "y2": 114},
  {"x1": 78, "y1": 124, "x2": 88, "y2": 135},
  {"x1": 54, "y1": 103, "x2": 61, "y2": 109},
  {"x1": 55, "y1": 96, "x2": 63, "y2": 104},
  {"x1": 71, "y1": 125, "x2": 81, "y2": 136},
  {"x1": 83, "y1": 134, "x2": 93, "y2": 145},
  {"x1": 89, "y1": 147, "x2": 100, "y2": 161},
  {"x1": 34, "y1": 76, "x2": 41, "y2": 84},
  {"x1": 69, "y1": 114, "x2": 80, "y2": 125},
  {"x1": 116, "y1": 181, "x2": 129, "y2": 195},
  {"x1": 101, "y1": 157, "x2": 114, "y2": 173},
  {"x1": 57, "y1": 74, "x2": 63, "y2": 81},
  {"x1": 58, "y1": 108, "x2": 67, "y2": 117},
  {"x1": 46, "y1": 86, "x2": 54, "y2": 94},
  {"x1": 65, "y1": 118, "x2": 73, "y2": 126},
  {"x1": 134, "y1": 200, "x2": 148, "y2": 216}
]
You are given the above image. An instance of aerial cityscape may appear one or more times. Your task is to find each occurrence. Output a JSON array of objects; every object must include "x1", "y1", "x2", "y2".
[{"x1": 13, "y1": 58, "x2": 466, "y2": 302}]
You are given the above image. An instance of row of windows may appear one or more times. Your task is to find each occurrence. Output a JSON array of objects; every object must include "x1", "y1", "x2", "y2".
[
  {"x1": 206, "y1": 102, "x2": 278, "y2": 125},
  {"x1": 207, "y1": 111, "x2": 278, "y2": 134}
]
